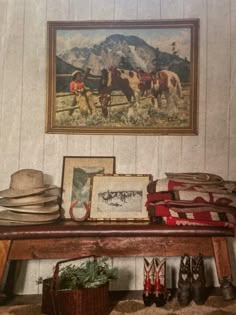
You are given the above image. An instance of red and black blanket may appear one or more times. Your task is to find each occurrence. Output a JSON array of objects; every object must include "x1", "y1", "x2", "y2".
[{"x1": 146, "y1": 174, "x2": 236, "y2": 228}]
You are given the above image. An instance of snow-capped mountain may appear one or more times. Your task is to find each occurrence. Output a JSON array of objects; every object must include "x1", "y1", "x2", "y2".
[
  {"x1": 58, "y1": 34, "x2": 160, "y2": 75},
  {"x1": 57, "y1": 34, "x2": 190, "y2": 83}
]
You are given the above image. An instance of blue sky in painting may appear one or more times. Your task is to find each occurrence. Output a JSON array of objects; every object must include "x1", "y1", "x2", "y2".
[{"x1": 56, "y1": 28, "x2": 191, "y2": 60}]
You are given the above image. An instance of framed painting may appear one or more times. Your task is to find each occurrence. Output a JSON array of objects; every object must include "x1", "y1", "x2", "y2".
[
  {"x1": 46, "y1": 19, "x2": 199, "y2": 135},
  {"x1": 61, "y1": 156, "x2": 115, "y2": 218},
  {"x1": 89, "y1": 174, "x2": 152, "y2": 221}
]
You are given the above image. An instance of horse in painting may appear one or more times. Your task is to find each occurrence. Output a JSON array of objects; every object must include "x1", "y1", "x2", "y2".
[
  {"x1": 151, "y1": 70, "x2": 183, "y2": 111},
  {"x1": 98, "y1": 67, "x2": 135, "y2": 117}
]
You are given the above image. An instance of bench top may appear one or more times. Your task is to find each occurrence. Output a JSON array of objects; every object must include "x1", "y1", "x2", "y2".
[{"x1": 0, "y1": 219, "x2": 234, "y2": 240}]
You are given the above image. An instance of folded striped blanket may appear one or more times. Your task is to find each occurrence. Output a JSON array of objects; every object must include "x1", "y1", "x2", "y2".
[
  {"x1": 146, "y1": 190, "x2": 236, "y2": 208},
  {"x1": 146, "y1": 173, "x2": 236, "y2": 227},
  {"x1": 146, "y1": 190, "x2": 236, "y2": 227},
  {"x1": 147, "y1": 178, "x2": 235, "y2": 194},
  {"x1": 162, "y1": 217, "x2": 234, "y2": 228}
]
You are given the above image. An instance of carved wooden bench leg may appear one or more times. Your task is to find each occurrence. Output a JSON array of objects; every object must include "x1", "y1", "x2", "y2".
[
  {"x1": 212, "y1": 237, "x2": 236, "y2": 300},
  {"x1": 0, "y1": 240, "x2": 12, "y2": 304}
]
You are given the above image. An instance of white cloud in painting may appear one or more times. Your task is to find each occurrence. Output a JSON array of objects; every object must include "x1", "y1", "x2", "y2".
[{"x1": 148, "y1": 30, "x2": 191, "y2": 60}]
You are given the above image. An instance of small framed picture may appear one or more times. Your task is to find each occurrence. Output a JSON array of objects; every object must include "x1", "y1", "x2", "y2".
[
  {"x1": 61, "y1": 156, "x2": 115, "y2": 218},
  {"x1": 89, "y1": 174, "x2": 152, "y2": 221}
]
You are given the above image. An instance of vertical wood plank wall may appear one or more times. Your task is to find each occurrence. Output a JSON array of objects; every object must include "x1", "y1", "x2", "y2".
[{"x1": 0, "y1": 0, "x2": 236, "y2": 294}]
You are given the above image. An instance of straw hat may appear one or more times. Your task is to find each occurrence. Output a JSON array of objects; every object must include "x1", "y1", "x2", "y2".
[
  {"x1": 0, "y1": 210, "x2": 60, "y2": 223},
  {"x1": 0, "y1": 169, "x2": 56, "y2": 198},
  {"x1": 0, "y1": 194, "x2": 58, "y2": 207},
  {"x1": 0, "y1": 218, "x2": 59, "y2": 226},
  {"x1": 0, "y1": 203, "x2": 59, "y2": 214}
]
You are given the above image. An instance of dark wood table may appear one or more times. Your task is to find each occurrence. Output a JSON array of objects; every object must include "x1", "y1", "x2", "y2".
[{"x1": 0, "y1": 220, "x2": 234, "y2": 297}]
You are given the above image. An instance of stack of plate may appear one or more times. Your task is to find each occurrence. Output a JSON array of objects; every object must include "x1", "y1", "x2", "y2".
[{"x1": 0, "y1": 169, "x2": 61, "y2": 226}]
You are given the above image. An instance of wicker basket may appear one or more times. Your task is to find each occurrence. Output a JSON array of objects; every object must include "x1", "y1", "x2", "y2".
[{"x1": 41, "y1": 257, "x2": 109, "y2": 315}]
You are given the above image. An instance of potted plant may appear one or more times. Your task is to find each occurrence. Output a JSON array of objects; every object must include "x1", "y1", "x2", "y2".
[{"x1": 41, "y1": 257, "x2": 118, "y2": 315}]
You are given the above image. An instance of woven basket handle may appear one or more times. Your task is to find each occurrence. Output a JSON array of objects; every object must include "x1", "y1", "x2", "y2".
[{"x1": 50, "y1": 255, "x2": 97, "y2": 291}]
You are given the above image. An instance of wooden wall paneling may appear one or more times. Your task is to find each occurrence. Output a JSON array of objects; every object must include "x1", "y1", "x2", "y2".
[
  {"x1": 19, "y1": 0, "x2": 46, "y2": 169},
  {"x1": 204, "y1": 0, "x2": 231, "y2": 287},
  {"x1": 134, "y1": 1, "x2": 161, "y2": 290},
  {"x1": 13, "y1": 0, "x2": 47, "y2": 295},
  {"x1": 0, "y1": 0, "x2": 25, "y2": 294},
  {"x1": 114, "y1": 0, "x2": 138, "y2": 20},
  {"x1": 113, "y1": 143, "x2": 137, "y2": 289},
  {"x1": 158, "y1": 0, "x2": 183, "y2": 178},
  {"x1": 0, "y1": 1, "x2": 8, "y2": 182},
  {"x1": 38, "y1": 259, "x2": 60, "y2": 294},
  {"x1": 227, "y1": 1, "x2": 236, "y2": 285},
  {"x1": 67, "y1": 135, "x2": 91, "y2": 157},
  {"x1": 91, "y1": 136, "x2": 114, "y2": 157},
  {"x1": 47, "y1": 0, "x2": 70, "y2": 21},
  {"x1": 69, "y1": 0, "x2": 92, "y2": 20},
  {"x1": 65, "y1": 0, "x2": 92, "y2": 219},
  {"x1": 90, "y1": 1, "x2": 115, "y2": 170},
  {"x1": 205, "y1": 0, "x2": 231, "y2": 178},
  {"x1": 113, "y1": 136, "x2": 137, "y2": 174},
  {"x1": 136, "y1": 137, "x2": 159, "y2": 177},
  {"x1": 160, "y1": 0, "x2": 184, "y2": 18},
  {"x1": 112, "y1": 0, "x2": 138, "y2": 291},
  {"x1": 180, "y1": 0, "x2": 207, "y2": 172},
  {"x1": 137, "y1": 0, "x2": 161, "y2": 19},
  {"x1": 229, "y1": 0, "x2": 236, "y2": 180},
  {"x1": 0, "y1": 0, "x2": 24, "y2": 188},
  {"x1": 110, "y1": 257, "x2": 137, "y2": 291},
  {"x1": 43, "y1": 0, "x2": 69, "y2": 189},
  {"x1": 89, "y1": 0, "x2": 115, "y2": 161},
  {"x1": 158, "y1": 0, "x2": 185, "y2": 290},
  {"x1": 91, "y1": 0, "x2": 115, "y2": 20},
  {"x1": 0, "y1": 0, "x2": 7, "y2": 189},
  {"x1": 13, "y1": 261, "x2": 39, "y2": 295},
  {"x1": 66, "y1": 0, "x2": 92, "y2": 163},
  {"x1": 37, "y1": 0, "x2": 70, "y2": 296}
]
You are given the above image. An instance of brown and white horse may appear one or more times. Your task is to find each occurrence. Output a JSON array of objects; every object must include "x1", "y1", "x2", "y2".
[
  {"x1": 151, "y1": 70, "x2": 182, "y2": 112},
  {"x1": 98, "y1": 67, "x2": 136, "y2": 117}
]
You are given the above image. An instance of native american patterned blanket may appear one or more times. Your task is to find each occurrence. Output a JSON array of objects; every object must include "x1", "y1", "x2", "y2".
[
  {"x1": 146, "y1": 198, "x2": 236, "y2": 227},
  {"x1": 147, "y1": 178, "x2": 236, "y2": 195},
  {"x1": 146, "y1": 173, "x2": 236, "y2": 227}
]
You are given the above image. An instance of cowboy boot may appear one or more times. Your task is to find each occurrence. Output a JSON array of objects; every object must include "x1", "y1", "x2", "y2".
[
  {"x1": 220, "y1": 277, "x2": 236, "y2": 301},
  {"x1": 177, "y1": 254, "x2": 192, "y2": 306},
  {"x1": 153, "y1": 258, "x2": 170, "y2": 306},
  {"x1": 191, "y1": 254, "x2": 207, "y2": 305},
  {"x1": 143, "y1": 258, "x2": 154, "y2": 306}
]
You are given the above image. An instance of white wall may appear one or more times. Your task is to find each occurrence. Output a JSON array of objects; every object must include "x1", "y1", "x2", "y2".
[{"x1": 0, "y1": 0, "x2": 236, "y2": 294}]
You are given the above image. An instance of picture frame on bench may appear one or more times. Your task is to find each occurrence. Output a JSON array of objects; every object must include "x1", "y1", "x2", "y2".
[
  {"x1": 89, "y1": 174, "x2": 152, "y2": 221},
  {"x1": 61, "y1": 156, "x2": 115, "y2": 218}
]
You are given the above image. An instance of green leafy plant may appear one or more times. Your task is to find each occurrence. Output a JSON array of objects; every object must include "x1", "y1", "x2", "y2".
[{"x1": 58, "y1": 257, "x2": 118, "y2": 290}]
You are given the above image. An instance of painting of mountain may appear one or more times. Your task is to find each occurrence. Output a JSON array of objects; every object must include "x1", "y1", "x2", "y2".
[
  {"x1": 56, "y1": 33, "x2": 190, "y2": 93},
  {"x1": 47, "y1": 20, "x2": 199, "y2": 135}
]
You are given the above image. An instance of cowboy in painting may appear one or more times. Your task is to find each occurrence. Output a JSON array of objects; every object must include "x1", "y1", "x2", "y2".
[{"x1": 69, "y1": 70, "x2": 96, "y2": 116}]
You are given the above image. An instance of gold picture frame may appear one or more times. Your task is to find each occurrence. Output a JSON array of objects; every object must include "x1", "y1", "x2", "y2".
[
  {"x1": 46, "y1": 19, "x2": 199, "y2": 135},
  {"x1": 61, "y1": 156, "x2": 115, "y2": 218},
  {"x1": 89, "y1": 174, "x2": 152, "y2": 221}
]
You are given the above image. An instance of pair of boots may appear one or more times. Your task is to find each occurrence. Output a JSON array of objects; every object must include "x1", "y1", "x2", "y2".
[
  {"x1": 177, "y1": 253, "x2": 207, "y2": 306},
  {"x1": 143, "y1": 257, "x2": 171, "y2": 307}
]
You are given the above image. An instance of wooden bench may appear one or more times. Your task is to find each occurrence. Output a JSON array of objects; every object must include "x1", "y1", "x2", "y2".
[{"x1": 0, "y1": 220, "x2": 234, "y2": 298}]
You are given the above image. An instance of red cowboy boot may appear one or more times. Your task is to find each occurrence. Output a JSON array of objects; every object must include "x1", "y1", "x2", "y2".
[
  {"x1": 143, "y1": 257, "x2": 154, "y2": 306},
  {"x1": 153, "y1": 258, "x2": 170, "y2": 306}
]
